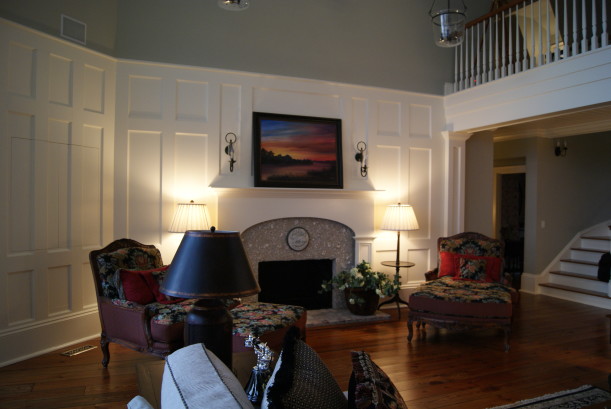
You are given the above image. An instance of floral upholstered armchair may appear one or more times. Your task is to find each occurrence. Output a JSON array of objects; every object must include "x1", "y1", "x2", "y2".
[
  {"x1": 89, "y1": 239, "x2": 306, "y2": 367},
  {"x1": 407, "y1": 232, "x2": 519, "y2": 351}
]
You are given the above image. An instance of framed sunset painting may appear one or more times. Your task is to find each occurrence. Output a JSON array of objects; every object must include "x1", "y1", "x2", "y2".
[{"x1": 253, "y1": 112, "x2": 343, "y2": 189}]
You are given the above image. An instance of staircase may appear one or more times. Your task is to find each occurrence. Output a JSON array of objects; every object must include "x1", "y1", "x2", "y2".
[{"x1": 538, "y1": 222, "x2": 611, "y2": 309}]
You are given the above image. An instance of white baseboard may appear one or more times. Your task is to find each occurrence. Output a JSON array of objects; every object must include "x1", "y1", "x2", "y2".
[{"x1": 0, "y1": 311, "x2": 101, "y2": 367}]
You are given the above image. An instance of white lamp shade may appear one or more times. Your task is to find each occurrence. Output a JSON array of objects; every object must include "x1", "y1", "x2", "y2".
[
  {"x1": 381, "y1": 204, "x2": 419, "y2": 231},
  {"x1": 169, "y1": 202, "x2": 210, "y2": 233}
]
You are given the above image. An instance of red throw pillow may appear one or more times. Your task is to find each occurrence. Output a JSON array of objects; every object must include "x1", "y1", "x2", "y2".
[
  {"x1": 120, "y1": 269, "x2": 156, "y2": 304},
  {"x1": 120, "y1": 266, "x2": 182, "y2": 304},
  {"x1": 438, "y1": 252, "x2": 502, "y2": 282}
]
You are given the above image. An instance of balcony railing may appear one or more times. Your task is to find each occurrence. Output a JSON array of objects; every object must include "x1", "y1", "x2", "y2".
[{"x1": 452, "y1": 0, "x2": 609, "y2": 93}]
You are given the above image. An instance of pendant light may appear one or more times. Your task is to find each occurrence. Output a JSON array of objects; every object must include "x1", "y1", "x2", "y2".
[
  {"x1": 218, "y1": 0, "x2": 249, "y2": 11},
  {"x1": 429, "y1": 0, "x2": 467, "y2": 47}
]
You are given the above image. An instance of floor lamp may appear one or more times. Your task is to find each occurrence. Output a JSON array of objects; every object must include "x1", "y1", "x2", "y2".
[{"x1": 379, "y1": 203, "x2": 419, "y2": 316}]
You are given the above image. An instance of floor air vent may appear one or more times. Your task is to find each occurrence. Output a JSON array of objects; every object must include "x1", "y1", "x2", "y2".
[{"x1": 61, "y1": 345, "x2": 97, "y2": 357}]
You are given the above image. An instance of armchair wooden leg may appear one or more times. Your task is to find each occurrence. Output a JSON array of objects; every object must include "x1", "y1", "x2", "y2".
[
  {"x1": 407, "y1": 319, "x2": 414, "y2": 342},
  {"x1": 503, "y1": 328, "x2": 511, "y2": 352},
  {"x1": 100, "y1": 335, "x2": 110, "y2": 368}
]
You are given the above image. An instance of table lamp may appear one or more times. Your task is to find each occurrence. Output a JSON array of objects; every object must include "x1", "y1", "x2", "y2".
[
  {"x1": 379, "y1": 203, "x2": 419, "y2": 312},
  {"x1": 160, "y1": 229, "x2": 260, "y2": 368}
]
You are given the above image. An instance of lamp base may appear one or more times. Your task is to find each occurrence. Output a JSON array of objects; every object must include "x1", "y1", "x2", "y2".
[{"x1": 185, "y1": 298, "x2": 233, "y2": 368}]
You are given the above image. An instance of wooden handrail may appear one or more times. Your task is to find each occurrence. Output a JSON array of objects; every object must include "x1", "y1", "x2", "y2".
[{"x1": 466, "y1": 0, "x2": 529, "y2": 28}]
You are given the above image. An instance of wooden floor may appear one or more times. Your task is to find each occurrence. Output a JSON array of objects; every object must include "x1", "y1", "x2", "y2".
[{"x1": 1, "y1": 293, "x2": 610, "y2": 409}]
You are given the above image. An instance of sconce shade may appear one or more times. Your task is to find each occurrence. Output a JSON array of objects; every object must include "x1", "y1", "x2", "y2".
[
  {"x1": 168, "y1": 202, "x2": 210, "y2": 233},
  {"x1": 161, "y1": 230, "x2": 261, "y2": 299},
  {"x1": 381, "y1": 204, "x2": 419, "y2": 232}
]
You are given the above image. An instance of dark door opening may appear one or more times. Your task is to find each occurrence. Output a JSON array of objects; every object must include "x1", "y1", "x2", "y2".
[{"x1": 500, "y1": 173, "x2": 525, "y2": 289}]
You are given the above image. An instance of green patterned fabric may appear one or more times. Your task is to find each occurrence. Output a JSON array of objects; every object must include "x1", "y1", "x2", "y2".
[
  {"x1": 412, "y1": 276, "x2": 512, "y2": 304},
  {"x1": 110, "y1": 299, "x2": 305, "y2": 336}
]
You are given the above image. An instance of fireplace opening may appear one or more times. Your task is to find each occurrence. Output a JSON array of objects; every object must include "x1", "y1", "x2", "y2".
[{"x1": 258, "y1": 259, "x2": 333, "y2": 310}]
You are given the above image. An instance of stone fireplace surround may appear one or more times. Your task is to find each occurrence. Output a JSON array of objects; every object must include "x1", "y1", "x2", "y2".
[{"x1": 241, "y1": 217, "x2": 355, "y2": 309}]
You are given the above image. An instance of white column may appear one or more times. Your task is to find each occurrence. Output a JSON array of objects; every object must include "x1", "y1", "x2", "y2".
[{"x1": 442, "y1": 131, "x2": 472, "y2": 237}]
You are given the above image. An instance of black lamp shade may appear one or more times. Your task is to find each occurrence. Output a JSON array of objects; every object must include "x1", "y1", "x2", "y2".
[{"x1": 161, "y1": 230, "x2": 260, "y2": 299}]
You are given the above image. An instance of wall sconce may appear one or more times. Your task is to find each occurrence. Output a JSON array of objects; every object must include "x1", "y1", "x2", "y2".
[
  {"x1": 224, "y1": 132, "x2": 237, "y2": 172},
  {"x1": 355, "y1": 141, "x2": 368, "y2": 177},
  {"x1": 554, "y1": 140, "x2": 568, "y2": 157}
]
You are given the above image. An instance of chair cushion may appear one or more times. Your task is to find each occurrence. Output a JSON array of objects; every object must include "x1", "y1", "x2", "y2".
[
  {"x1": 231, "y1": 302, "x2": 305, "y2": 338},
  {"x1": 348, "y1": 350, "x2": 407, "y2": 409},
  {"x1": 409, "y1": 276, "x2": 513, "y2": 318}
]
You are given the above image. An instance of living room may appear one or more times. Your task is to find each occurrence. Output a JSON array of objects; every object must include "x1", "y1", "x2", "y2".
[{"x1": 0, "y1": 1, "x2": 610, "y2": 406}]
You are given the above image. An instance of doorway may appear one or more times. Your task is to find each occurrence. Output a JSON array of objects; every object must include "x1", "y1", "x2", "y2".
[{"x1": 495, "y1": 167, "x2": 526, "y2": 289}]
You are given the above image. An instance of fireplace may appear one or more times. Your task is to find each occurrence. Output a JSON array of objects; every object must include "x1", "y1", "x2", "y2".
[
  {"x1": 241, "y1": 217, "x2": 355, "y2": 309},
  {"x1": 258, "y1": 259, "x2": 333, "y2": 310}
]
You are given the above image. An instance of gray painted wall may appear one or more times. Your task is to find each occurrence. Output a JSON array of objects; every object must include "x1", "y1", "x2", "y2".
[
  {"x1": 0, "y1": 0, "x2": 490, "y2": 95},
  {"x1": 0, "y1": 0, "x2": 117, "y2": 55}
]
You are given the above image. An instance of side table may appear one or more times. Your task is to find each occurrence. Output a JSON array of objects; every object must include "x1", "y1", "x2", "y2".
[{"x1": 378, "y1": 261, "x2": 415, "y2": 318}]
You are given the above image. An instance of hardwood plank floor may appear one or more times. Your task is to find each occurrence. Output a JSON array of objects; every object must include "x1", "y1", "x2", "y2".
[{"x1": 1, "y1": 293, "x2": 609, "y2": 408}]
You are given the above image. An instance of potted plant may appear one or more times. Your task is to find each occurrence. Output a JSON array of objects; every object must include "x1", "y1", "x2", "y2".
[{"x1": 320, "y1": 260, "x2": 400, "y2": 315}]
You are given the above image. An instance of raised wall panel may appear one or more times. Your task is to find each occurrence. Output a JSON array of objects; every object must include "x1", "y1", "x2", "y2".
[
  {"x1": 408, "y1": 147, "x2": 432, "y2": 238},
  {"x1": 127, "y1": 131, "x2": 162, "y2": 243},
  {"x1": 83, "y1": 64, "x2": 105, "y2": 113},
  {"x1": 377, "y1": 100, "x2": 401, "y2": 137},
  {"x1": 405, "y1": 248, "x2": 429, "y2": 282},
  {"x1": 7, "y1": 270, "x2": 34, "y2": 325},
  {"x1": 81, "y1": 262, "x2": 96, "y2": 308},
  {"x1": 47, "y1": 265, "x2": 71, "y2": 315},
  {"x1": 128, "y1": 76, "x2": 162, "y2": 119},
  {"x1": 252, "y1": 88, "x2": 341, "y2": 118},
  {"x1": 8, "y1": 42, "x2": 36, "y2": 98},
  {"x1": 409, "y1": 104, "x2": 432, "y2": 139},
  {"x1": 176, "y1": 80, "x2": 209, "y2": 122},
  {"x1": 175, "y1": 133, "x2": 208, "y2": 199},
  {"x1": 48, "y1": 54, "x2": 73, "y2": 106},
  {"x1": 10, "y1": 137, "x2": 34, "y2": 254},
  {"x1": 46, "y1": 120, "x2": 72, "y2": 250},
  {"x1": 80, "y1": 143, "x2": 102, "y2": 248},
  {"x1": 374, "y1": 145, "x2": 402, "y2": 202}
]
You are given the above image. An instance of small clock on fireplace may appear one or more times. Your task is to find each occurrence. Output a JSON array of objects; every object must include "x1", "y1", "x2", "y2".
[{"x1": 287, "y1": 227, "x2": 309, "y2": 251}]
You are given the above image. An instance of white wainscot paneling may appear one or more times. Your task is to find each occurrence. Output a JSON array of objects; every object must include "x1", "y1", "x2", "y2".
[
  {"x1": 8, "y1": 42, "x2": 36, "y2": 98},
  {"x1": 47, "y1": 265, "x2": 71, "y2": 316},
  {"x1": 127, "y1": 131, "x2": 162, "y2": 243},
  {"x1": 7, "y1": 270, "x2": 34, "y2": 325},
  {"x1": 79, "y1": 126, "x2": 102, "y2": 248},
  {"x1": 372, "y1": 145, "x2": 401, "y2": 203},
  {"x1": 404, "y1": 247, "x2": 429, "y2": 283},
  {"x1": 128, "y1": 76, "x2": 162, "y2": 119},
  {"x1": 10, "y1": 134, "x2": 34, "y2": 254},
  {"x1": 176, "y1": 79, "x2": 209, "y2": 122},
  {"x1": 408, "y1": 147, "x2": 432, "y2": 238},
  {"x1": 409, "y1": 104, "x2": 432, "y2": 139},
  {"x1": 81, "y1": 262, "x2": 97, "y2": 309},
  {"x1": 48, "y1": 54, "x2": 73, "y2": 107},
  {"x1": 174, "y1": 132, "x2": 209, "y2": 199},
  {"x1": 47, "y1": 120, "x2": 72, "y2": 250},
  {"x1": 252, "y1": 88, "x2": 341, "y2": 118},
  {"x1": 83, "y1": 64, "x2": 106, "y2": 114},
  {"x1": 377, "y1": 100, "x2": 401, "y2": 137}
]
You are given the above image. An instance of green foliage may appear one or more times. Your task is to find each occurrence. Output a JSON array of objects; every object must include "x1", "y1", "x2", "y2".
[{"x1": 320, "y1": 260, "x2": 400, "y2": 304}]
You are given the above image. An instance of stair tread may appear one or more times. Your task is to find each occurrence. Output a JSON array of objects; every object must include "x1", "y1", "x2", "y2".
[
  {"x1": 550, "y1": 270, "x2": 599, "y2": 281},
  {"x1": 570, "y1": 247, "x2": 607, "y2": 254},
  {"x1": 581, "y1": 235, "x2": 611, "y2": 241},
  {"x1": 539, "y1": 282, "x2": 609, "y2": 298},
  {"x1": 560, "y1": 258, "x2": 597, "y2": 266}
]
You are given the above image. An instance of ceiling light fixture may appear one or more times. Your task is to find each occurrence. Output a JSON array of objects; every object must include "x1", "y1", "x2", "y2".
[
  {"x1": 429, "y1": 0, "x2": 467, "y2": 48},
  {"x1": 218, "y1": 0, "x2": 249, "y2": 11}
]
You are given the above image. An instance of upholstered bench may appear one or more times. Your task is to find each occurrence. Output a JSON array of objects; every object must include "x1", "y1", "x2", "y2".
[
  {"x1": 407, "y1": 232, "x2": 518, "y2": 351},
  {"x1": 90, "y1": 239, "x2": 306, "y2": 365}
]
